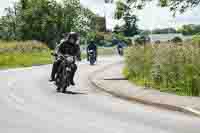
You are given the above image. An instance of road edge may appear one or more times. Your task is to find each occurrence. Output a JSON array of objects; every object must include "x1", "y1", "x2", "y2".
[{"x1": 89, "y1": 62, "x2": 200, "y2": 117}]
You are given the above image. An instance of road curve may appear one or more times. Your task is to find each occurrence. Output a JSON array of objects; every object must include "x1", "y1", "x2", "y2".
[{"x1": 0, "y1": 56, "x2": 199, "y2": 133}]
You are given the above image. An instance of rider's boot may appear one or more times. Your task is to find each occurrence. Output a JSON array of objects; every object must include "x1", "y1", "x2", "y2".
[
  {"x1": 70, "y1": 65, "x2": 77, "y2": 86},
  {"x1": 70, "y1": 75, "x2": 75, "y2": 86},
  {"x1": 49, "y1": 61, "x2": 59, "y2": 82},
  {"x1": 57, "y1": 87, "x2": 61, "y2": 92}
]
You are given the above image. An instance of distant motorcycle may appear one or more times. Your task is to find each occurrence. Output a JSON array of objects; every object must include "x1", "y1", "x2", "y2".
[
  {"x1": 88, "y1": 50, "x2": 96, "y2": 65},
  {"x1": 52, "y1": 53, "x2": 74, "y2": 93},
  {"x1": 118, "y1": 47, "x2": 124, "y2": 56}
]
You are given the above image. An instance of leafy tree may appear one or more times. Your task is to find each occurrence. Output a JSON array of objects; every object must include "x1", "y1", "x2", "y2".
[
  {"x1": 0, "y1": 0, "x2": 97, "y2": 49},
  {"x1": 120, "y1": 0, "x2": 200, "y2": 14},
  {"x1": 113, "y1": 25, "x2": 122, "y2": 34},
  {"x1": 115, "y1": 0, "x2": 139, "y2": 37},
  {"x1": 122, "y1": 12, "x2": 139, "y2": 36},
  {"x1": 171, "y1": 36, "x2": 183, "y2": 43},
  {"x1": 177, "y1": 24, "x2": 200, "y2": 35}
]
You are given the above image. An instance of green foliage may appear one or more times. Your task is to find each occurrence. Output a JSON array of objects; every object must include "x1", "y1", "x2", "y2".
[
  {"x1": 93, "y1": 17, "x2": 106, "y2": 32},
  {"x1": 171, "y1": 36, "x2": 183, "y2": 44},
  {"x1": 0, "y1": 40, "x2": 49, "y2": 53},
  {"x1": 125, "y1": 44, "x2": 200, "y2": 96},
  {"x1": 114, "y1": 0, "x2": 139, "y2": 37},
  {"x1": 87, "y1": 32, "x2": 114, "y2": 47},
  {"x1": 0, "y1": 0, "x2": 97, "y2": 48},
  {"x1": 192, "y1": 34, "x2": 200, "y2": 46},
  {"x1": 177, "y1": 24, "x2": 200, "y2": 35},
  {"x1": 125, "y1": 0, "x2": 200, "y2": 14},
  {"x1": 115, "y1": 1, "x2": 126, "y2": 19},
  {"x1": 113, "y1": 33, "x2": 132, "y2": 46},
  {"x1": 122, "y1": 12, "x2": 139, "y2": 37},
  {"x1": 0, "y1": 40, "x2": 87, "y2": 68},
  {"x1": 152, "y1": 28, "x2": 177, "y2": 34},
  {"x1": 134, "y1": 35, "x2": 150, "y2": 45},
  {"x1": 0, "y1": 41, "x2": 51, "y2": 68}
]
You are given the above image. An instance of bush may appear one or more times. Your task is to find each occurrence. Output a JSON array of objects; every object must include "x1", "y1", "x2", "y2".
[
  {"x1": 134, "y1": 35, "x2": 150, "y2": 45},
  {"x1": 124, "y1": 44, "x2": 200, "y2": 96},
  {"x1": 192, "y1": 34, "x2": 200, "y2": 47},
  {"x1": 171, "y1": 36, "x2": 183, "y2": 44},
  {"x1": 113, "y1": 33, "x2": 132, "y2": 46}
]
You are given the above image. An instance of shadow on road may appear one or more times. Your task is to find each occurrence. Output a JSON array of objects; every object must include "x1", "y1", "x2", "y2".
[{"x1": 58, "y1": 91, "x2": 86, "y2": 95}]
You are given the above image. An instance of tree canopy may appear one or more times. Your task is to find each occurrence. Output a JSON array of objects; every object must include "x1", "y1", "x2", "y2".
[
  {"x1": 0, "y1": 0, "x2": 97, "y2": 48},
  {"x1": 114, "y1": 0, "x2": 139, "y2": 37},
  {"x1": 177, "y1": 24, "x2": 200, "y2": 35},
  {"x1": 122, "y1": 0, "x2": 200, "y2": 14}
]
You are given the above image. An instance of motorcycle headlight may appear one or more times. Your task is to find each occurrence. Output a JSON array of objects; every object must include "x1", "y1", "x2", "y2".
[
  {"x1": 66, "y1": 67, "x2": 71, "y2": 71},
  {"x1": 89, "y1": 50, "x2": 94, "y2": 54},
  {"x1": 66, "y1": 56, "x2": 74, "y2": 63}
]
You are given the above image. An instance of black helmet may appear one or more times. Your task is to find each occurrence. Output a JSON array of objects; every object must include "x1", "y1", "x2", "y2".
[
  {"x1": 68, "y1": 32, "x2": 80, "y2": 44},
  {"x1": 69, "y1": 32, "x2": 79, "y2": 40}
]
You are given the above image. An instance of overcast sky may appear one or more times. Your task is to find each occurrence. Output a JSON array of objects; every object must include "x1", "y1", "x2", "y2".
[{"x1": 0, "y1": 0, "x2": 200, "y2": 30}]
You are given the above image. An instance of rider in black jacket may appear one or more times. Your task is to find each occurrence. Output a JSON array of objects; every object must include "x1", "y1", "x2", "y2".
[
  {"x1": 87, "y1": 40, "x2": 97, "y2": 61},
  {"x1": 49, "y1": 32, "x2": 81, "y2": 85}
]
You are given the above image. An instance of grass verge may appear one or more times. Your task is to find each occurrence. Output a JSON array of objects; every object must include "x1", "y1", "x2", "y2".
[
  {"x1": 0, "y1": 41, "x2": 51, "y2": 69},
  {"x1": 124, "y1": 44, "x2": 200, "y2": 97},
  {"x1": 0, "y1": 52, "x2": 52, "y2": 69}
]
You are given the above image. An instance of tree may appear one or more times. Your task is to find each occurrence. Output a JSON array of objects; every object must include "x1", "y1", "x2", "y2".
[
  {"x1": 113, "y1": 25, "x2": 122, "y2": 33},
  {"x1": 177, "y1": 24, "x2": 200, "y2": 35},
  {"x1": 115, "y1": 0, "x2": 139, "y2": 37},
  {"x1": 0, "y1": 0, "x2": 97, "y2": 48},
  {"x1": 152, "y1": 28, "x2": 177, "y2": 34},
  {"x1": 121, "y1": 0, "x2": 200, "y2": 14},
  {"x1": 171, "y1": 36, "x2": 183, "y2": 43},
  {"x1": 122, "y1": 12, "x2": 139, "y2": 36}
]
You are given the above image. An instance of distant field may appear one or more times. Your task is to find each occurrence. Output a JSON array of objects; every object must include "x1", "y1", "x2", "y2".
[
  {"x1": 0, "y1": 41, "x2": 115, "y2": 69},
  {"x1": 0, "y1": 41, "x2": 52, "y2": 69}
]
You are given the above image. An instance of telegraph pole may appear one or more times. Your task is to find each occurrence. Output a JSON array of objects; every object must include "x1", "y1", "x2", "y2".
[{"x1": 104, "y1": 0, "x2": 114, "y2": 31}]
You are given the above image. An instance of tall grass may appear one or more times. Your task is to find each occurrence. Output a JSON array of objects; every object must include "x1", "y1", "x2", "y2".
[
  {"x1": 0, "y1": 40, "x2": 51, "y2": 68},
  {"x1": 124, "y1": 43, "x2": 200, "y2": 96},
  {"x1": 0, "y1": 40, "x2": 49, "y2": 54}
]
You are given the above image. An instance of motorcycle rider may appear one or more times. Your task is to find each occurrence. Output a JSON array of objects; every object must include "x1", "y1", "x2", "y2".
[
  {"x1": 117, "y1": 41, "x2": 125, "y2": 55},
  {"x1": 49, "y1": 32, "x2": 81, "y2": 86},
  {"x1": 112, "y1": 37, "x2": 126, "y2": 56},
  {"x1": 87, "y1": 40, "x2": 97, "y2": 61}
]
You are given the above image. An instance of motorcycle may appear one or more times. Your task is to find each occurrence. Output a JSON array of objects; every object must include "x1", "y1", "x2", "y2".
[
  {"x1": 52, "y1": 53, "x2": 74, "y2": 93},
  {"x1": 88, "y1": 50, "x2": 96, "y2": 65},
  {"x1": 118, "y1": 47, "x2": 123, "y2": 56}
]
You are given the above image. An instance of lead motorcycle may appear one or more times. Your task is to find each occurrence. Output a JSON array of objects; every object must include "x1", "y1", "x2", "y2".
[{"x1": 52, "y1": 53, "x2": 74, "y2": 93}]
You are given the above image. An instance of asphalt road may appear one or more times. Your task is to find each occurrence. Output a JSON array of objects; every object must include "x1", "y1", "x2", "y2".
[{"x1": 0, "y1": 56, "x2": 200, "y2": 133}]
